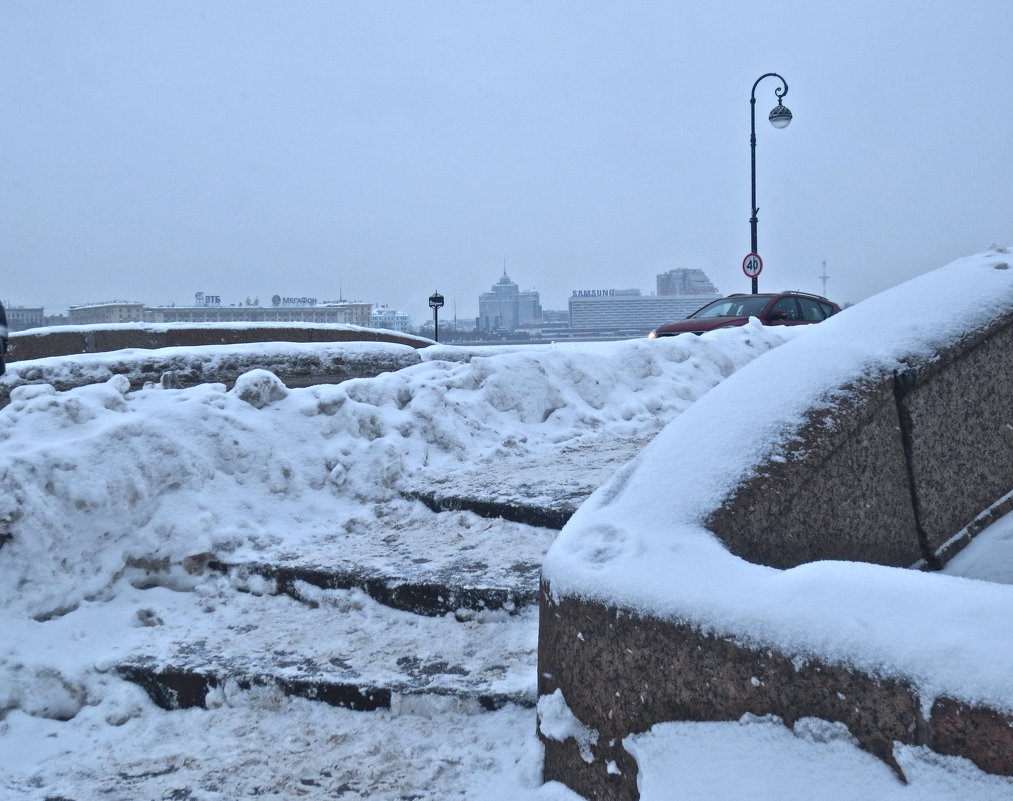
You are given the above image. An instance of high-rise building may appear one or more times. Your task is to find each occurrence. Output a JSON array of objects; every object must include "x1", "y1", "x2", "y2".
[
  {"x1": 656, "y1": 268, "x2": 720, "y2": 296},
  {"x1": 477, "y1": 270, "x2": 541, "y2": 332}
]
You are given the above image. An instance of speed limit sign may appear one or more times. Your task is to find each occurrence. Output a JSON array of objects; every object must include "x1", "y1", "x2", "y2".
[{"x1": 742, "y1": 253, "x2": 763, "y2": 278}]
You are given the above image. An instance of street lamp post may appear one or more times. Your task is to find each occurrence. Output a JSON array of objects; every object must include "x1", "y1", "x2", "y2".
[
  {"x1": 428, "y1": 291, "x2": 445, "y2": 342},
  {"x1": 749, "y1": 72, "x2": 792, "y2": 293}
]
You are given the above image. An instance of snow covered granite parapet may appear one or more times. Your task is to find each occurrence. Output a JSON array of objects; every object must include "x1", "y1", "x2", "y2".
[
  {"x1": 7, "y1": 322, "x2": 431, "y2": 362},
  {"x1": 705, "y1": 297, "x2": 1013, "y2": 569},
  {"x1": 538, "y1": 587, "x2": 1013, "y2": 801},
  {"x1": 0, "y1": 340, "x2": 422, "y2": 401},
  {"x1": 539, "y1": 248, "x2": 1013, "y2": 796}
]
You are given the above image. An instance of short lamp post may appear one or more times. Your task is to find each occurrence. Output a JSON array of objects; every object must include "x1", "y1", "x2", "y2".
[
  {"x1": 428, "y1": 291, "x2": 445, "y2": 342},
  {"x1": 749, "y1": 72, "x2": 792, "y2": 293}
]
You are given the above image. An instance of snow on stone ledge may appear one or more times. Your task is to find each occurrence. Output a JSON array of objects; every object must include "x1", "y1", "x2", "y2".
[
  {"x1": 541, "y1": 246, "x2": 1013, "y2": 712},
  {"x1": 0, "y1": 340, "x2": 421, "y2": 394},
  {"x1": 11, "y1": 321, "x2": 426, "y2": 338}
]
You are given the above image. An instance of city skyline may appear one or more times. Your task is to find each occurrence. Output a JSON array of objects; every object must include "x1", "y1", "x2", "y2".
[
  {"x1": 2, "y1": 2, "x2": 1011, "y2": 322},
  {"x1": 5, "y1": 266, "x2": 731, "y2": 339},
  {"x1": 5, "y1": 262, "x2": 732, "y2": 322}
]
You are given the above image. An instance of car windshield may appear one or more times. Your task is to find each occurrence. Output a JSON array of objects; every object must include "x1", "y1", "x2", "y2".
[{"x1": 689, "y1": 296, "x2": 770, "y2": 319}]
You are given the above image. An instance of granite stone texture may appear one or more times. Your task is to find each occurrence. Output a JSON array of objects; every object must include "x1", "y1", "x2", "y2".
[
  {"x1": 929, "y1": 698, "x2": 1013, "y2": 776},
  {"x1": 540, "y1": 310, "x2": 1013, "y2": 799},
  {"x1": 900, "y1": 319, "x2": 1013, "y2": 557},
  {"x1": 539, "y1": 589, "x2": 1013, "y2": 801},
  {"x1": 705, "y1": 380, "x2": 922, "y2": 568},
  {"x1": 0, "y1": 346, "x2": 422, "y2": 407},
  {"x1": 706, "y1": 311, "x2": 1012, "y2": 570},
  {"x1": 1, "y1": 327, "x2": 429, "y2": 405},
  {"x1": 7, "y1": 324, "x2": 430, "y2": 362}
]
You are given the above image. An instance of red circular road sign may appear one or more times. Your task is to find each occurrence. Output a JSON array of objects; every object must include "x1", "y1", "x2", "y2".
[{"x1": 742, "y1": 253, "x2": 763, "y2": 278}]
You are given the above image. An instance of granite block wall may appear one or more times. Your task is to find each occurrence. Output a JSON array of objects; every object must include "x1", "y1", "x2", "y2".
[
  {"x1": 540, "y1": 310, "x2": 1013, "y2": 799},
  {"x1": 7, "y1": 325, "x2": 429, "y2": 362}
]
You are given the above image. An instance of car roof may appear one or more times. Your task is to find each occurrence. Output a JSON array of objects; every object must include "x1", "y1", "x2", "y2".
[{"x1": 725, "y1": 291, "x2": 836, "y2": 303}]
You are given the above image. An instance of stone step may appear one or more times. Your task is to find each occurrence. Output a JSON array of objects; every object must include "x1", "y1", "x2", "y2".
[
  {"x1": 406, "y1": 488, "x2": 575, "y2": 530},
  {"x1": 402, "y1": 432, "x2": 654, "y2": 529},
  {"x1": 207, "y1": 558, "x2": 538, "y2": 617},
  {"x1": 194, "y1": 504, "x2": 557, "y2": 618},
  {"x1": 116, "y1": 661, "x2": 528, "y2": 713},
  {"x1": 107, "y1": 440, "x2": 650, "y2": 717},
  {"x1": 111, "y1": 573, "x2": 537, "y2": 715}
]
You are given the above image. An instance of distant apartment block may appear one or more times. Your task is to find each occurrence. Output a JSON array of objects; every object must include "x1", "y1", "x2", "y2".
[
  {"x1": 4, "y1": 305, "x2": 47, "y2": 332},
  {"x1": 148, "y1": 299, "x2": 372, "y2": 327},
  {"x1": 68, "y1": 301, "x2": 146, "y2": 326},
  {"x1": 64, "y1": 295, "x2": 374, "y2": 328},
  {"x1": 371, "y1": 306, "x2": 412, "y2": 333}
]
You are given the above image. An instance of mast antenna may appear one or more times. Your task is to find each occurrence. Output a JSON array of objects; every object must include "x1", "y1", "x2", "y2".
[{"x1": 818, "y1": 260, "x2": 830, "y2": 296}]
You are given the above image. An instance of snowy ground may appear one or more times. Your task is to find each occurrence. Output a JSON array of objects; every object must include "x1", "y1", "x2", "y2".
[{"x1": 2, "y1": 287, "x2": 1012, "y2": 799}]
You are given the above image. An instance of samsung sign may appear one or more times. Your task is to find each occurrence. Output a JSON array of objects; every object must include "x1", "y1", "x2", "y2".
[{"x1": 572, "y1": 289, "x2": 616, "y2": 297}]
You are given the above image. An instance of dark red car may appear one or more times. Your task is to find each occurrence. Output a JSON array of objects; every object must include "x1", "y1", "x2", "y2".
[{"x1": 648, "y1": 291, "x2": 841, "y2": 338}]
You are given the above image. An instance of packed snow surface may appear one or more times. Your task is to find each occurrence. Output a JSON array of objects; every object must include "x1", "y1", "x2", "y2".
[{"x1": 2, "y1": 249, "x2": 1011, "y2": 799}]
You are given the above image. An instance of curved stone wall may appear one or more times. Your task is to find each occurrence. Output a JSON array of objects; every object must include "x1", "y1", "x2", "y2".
[
  {"x1": 538, "y1": 251, "x2": 1013, "y2": 799},
  {"x1": 706, "y1": 310, "x2": 1013, "y2": 569}
]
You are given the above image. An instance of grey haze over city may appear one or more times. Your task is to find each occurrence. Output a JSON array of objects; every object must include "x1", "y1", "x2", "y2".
[{"x1": 1, "y1": 0, "x2": 1011, "y2": 324}]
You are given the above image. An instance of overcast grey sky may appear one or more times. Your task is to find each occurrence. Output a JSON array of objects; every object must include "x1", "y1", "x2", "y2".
[{"x1": 2, "y1": 0, "x2": 1011, "y2": 323}]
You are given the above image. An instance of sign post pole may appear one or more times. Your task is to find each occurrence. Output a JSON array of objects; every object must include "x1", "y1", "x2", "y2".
[{"x1": 428, "y1": 291, "x2": 445, "y2": 343}]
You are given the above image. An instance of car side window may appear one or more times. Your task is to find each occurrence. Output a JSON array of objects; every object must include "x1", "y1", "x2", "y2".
[
  {"x1": 797, "y1": 298, "x2": 827, "y2": 321},
  {"x1": 770, "y1": 297, "x2": 801, "y2": 321},
  {"x1": 819, "y1": 301, "x2": 836, "y2": 318}
]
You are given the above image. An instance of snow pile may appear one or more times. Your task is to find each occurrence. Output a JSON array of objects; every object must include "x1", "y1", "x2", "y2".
[
  {"x1": 0, "y1": 321, "x2": 799, "y2": 799},
  {"x1": 0, "y1": 324, "x2": 791, "y2": 622},
  {"x1": 543, "y1": 247, "x2": 1013, "y2": 711}
]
